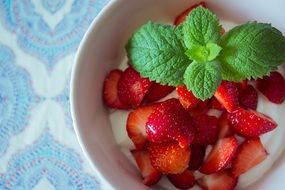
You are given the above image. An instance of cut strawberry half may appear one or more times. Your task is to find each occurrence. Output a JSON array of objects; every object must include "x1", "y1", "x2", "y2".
[
  {"x1": 144, "y1": 82, "x2": 175, "y2": 103},
  {"x1": 103, "y1": 69, "x2": 131, "y2": 109},
  {"x1": 239, "y1": 84, "x2": 258, "y2": 110},
  {"x1": 118, "y1": 66, "x2": 152, "y2": 107},
  {"x1": 145, "y1": 98, "x2": 195, "y2": 148},
  {"x1": 127, "y1": 104, "x2": 157, "y2": 149},
  {"x1": 177, "y1": 85, "x2": 201, "y2": 110},
  {"x1": 200, "y1": 136, "x2": 238, "y2": 174},
  {"x1": 189, "y1": 145, "x2": 206, "y2": 170},
  {"x1": 232, "y1": 138, "x2": 268, "y2": 177},
  {"x1": 214, "y1": 81, "x2": 239, "y2": 112},
  {"x1": 217, "y1": 112, "x2": 234, "y2": 139},
  {"x1": 131, "y1": 149, "x2": 162, "y2": 186},
  {"x1": 257, "y1": 71, "x2": 285, "y2": 104},
  {"x1": 228, "y1": 107, "x2": 277, "y2": 137},
  {"x1": 147, "y1": 141, "x2": 191, "y2": 174},
  {"x1": 192, "y1": 115, "x2": 219, "y2": 145},
  {"x1": 167, "y1": 170, "x2": 196, "y2": 189},
  {"x1": 174, "y1": 2, "x2": 206, "y2": 25},
  {"x1": 198, "y1": 169, "x2": 238, "y2": 190}
]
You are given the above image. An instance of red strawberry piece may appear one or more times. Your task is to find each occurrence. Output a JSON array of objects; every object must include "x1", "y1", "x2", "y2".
[
  {"x1": 214, "y1": 81, "x2": 239, "y2": 112},
  {"x1": 131, "y1": 149, "x2": 162, "y2": 186},
  {"x1": 174, "y1": 2, "x2": 206, "y2": 25},
  {"x1": 200, "y1": 136, "x2": 238, "y2": 174},
  {"x1": 190, "y1": 100, "x2": 210, "y2": 116},
  {"x1": 118, "y1": 66, "x2": 152, "y2": 107},
  {"x1": 198, "y1": 169, "x2": 238, "y2": 190},
  {"x1": 239, "y1": 85, "x2": 258, "y2": 110},
  {"x1": 103, "y1": 69, "x2": 131, "y2": 109},
  {"x1": 217, "y1": 112, "x2": 234, "y2": 139},
  {"x1": 145, "y1": 98, "x2": 195, "y2": 148},
  {"x1": 210, "y1": 97, "x2": 225, "y2": 111},
  {"x1": 189, "y1": 145, "x2": 206, "y2": 170},
  {"x1": 147, "y1": 141, "x2": 191, "y2": 174},
  {"x1": 167, "y1": 170, "x2": 196, "y2": 189},
  {"x1": 192, "y1": 115, "x2": 219, "y2": 145},
  {"x1": 177, "y1": 85, "x2": 201, "y2": 110},
  {"x1": 257, "y1": 71, "x2": 285, "y2": 104},
  {"x1": 228, "y1": 107, "x2": 277, "y2": 137},
  {"x1": 144, "y1": 82, "x2": 174, "y2": 103},
  {"x1": 127, "y1": 104, "x2": 157, "y2": 149},
  {"x1": 232, "y1": 138, "x2": 268, "y2": 177}
]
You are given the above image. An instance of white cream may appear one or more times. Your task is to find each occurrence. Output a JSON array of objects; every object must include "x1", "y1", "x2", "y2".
[{"x1": 109, "y1": 20, "x2": 285, "y2": 189}]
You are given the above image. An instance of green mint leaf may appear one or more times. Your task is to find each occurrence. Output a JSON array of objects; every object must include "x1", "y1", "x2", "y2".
[
  {"x1": 185, "y1": 42, "x2": 222, "y2": 63},
  {"x1": 183, "y1": 7, "x2": 221, "y2": 48},
  {"x1": 220, "y1": 22, "x2": 285, "y2": 81},
  {"x1": 126, "y1": 22, "x2": 190, "y2": 86},
  {"x1": 184, "y1": 61, "x2": 222, "y2": 100}
]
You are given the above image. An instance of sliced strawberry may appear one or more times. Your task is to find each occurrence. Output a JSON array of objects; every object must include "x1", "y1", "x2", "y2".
[
  {"x1": 167, "y1": 170, "x2": 196, "y2": 189},
  {"x1": 131, "y1": 149, "x2": 162, "y2": 186},
  {"x1": 198, "y1": 170, "x2": 238, "y2": 190},
  {"x1": 177, "y1": 85, "x2": 201, "y2": 110},
  {"x1": 144, "y1": 82, "x2": 174, "y2": 103},
  {"x1": 192, "y1": 115, "x2": 219, "y2": 145},
  {"x1": 228, "y1": 107, "x2": 277, "y2": 137},
  {"x1": 118, "y1": 66, "x2": 152, "y2": 107},
  {"x1": 210, "y1": 97, "x2": 225, "y2": 111},
  {"x1": 214, "y1": 81, "x2": 239, "y2": 112},
  {"x1": 232, "y1": 138, "x2": 268, "y2": 177},
  {"x1": 127, "y1": 104, "x2": 157, "y2": 149},
  {"x1": 257, "y1": 71, "x2": 285, "y2": 104},
  {"x1": 174, "y1": 2, "x2": 206, "y2": 25},
  {"x1": 147, "y1": 141, "x2": 191, "y2": 174},
  {"x1": 217, "y1": 112, "x2": 234, "y2": 138},
  {"x1": 200, "y1": 136, "x2": 238, "y2": 174},
  {"x1": 189, "y1": 145, "x2": 206, "y2": 170},
  {"x1": 190, "y1": 100, "x2": 210, "y2": 117},
  {"x1": 145, "y1": 98, "x2": 195, "y2": 148},
  {"x1": 103, "y1": 69, "x2": 131, "y2": 109},
  {"x1": 239, "y1": 85, "x2": 258, "y2": 110}
]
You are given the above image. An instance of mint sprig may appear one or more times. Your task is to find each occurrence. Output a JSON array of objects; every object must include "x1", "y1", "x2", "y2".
[{"x1": 126, "y1": 6, "x2": 285, "y2": 100}]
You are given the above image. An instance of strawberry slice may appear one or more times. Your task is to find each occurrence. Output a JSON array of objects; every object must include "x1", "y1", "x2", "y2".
[
  {"x1": 177, "y1": 85, "x2": 201, "y2": 110},
  {"x1": 239, "y1": 84, "x2": 258, "y2": 110},
  {"x1": 217, "y1": 112, "x2": 234, "y2": 139},
  {"x1": 131, "y1": 149, "x2": 162, "y2": 186},
  {"x1": 192, "y1": 115, "x2": 219, "y2": 145},
  {"x1": 167, "y1": 170, "x2": 196, "y2": 189},
  {"x1": 200, "y1": 136, "x2": 238, "y2": 174},
  {"x1": 210, "y1": 97, "x2": 225, "y2": 111},
  {"x1": 214, "y1": 81, "x2": 239, "y2": 112},
  {"x1": 198, "y1": 170, "x2": 238, "y2": 190},
  {"x1": 144, "y1": 82, "x2": 174, "y2": 103},
  {"x1": 118, "y1": 66, "x2": 152, "y2": 107},
  {"x1": 174, "y1": 2, "x2": 206, "y2": 25},
  {"x1": 103, "y1": 69, "x2": 131, "y2": 109},
  {"x1": 145, "y1": 98, "x2": 195, "y2": 148},
  {"x1": 257, "y1": 71, "x2": 285, "y2": 104},
  {"x1": 189, "y1": 145, "x2": 206, "y2": 170},
  {"x1": 147, "y1": 141, "x2": 191, "y2": 174},
  {"x1": 232, "y1": 138, "x2": 268, "y2": 177},
  {"x1": 228, "y1": 107, "x2": 277, "y2": 137},
  {"x1": 127, "y1": 104, "x2": 157, "y2": 149}
]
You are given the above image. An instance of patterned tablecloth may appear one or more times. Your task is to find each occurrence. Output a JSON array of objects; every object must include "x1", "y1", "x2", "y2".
[{"x1": 0, "y1": 0, "x2": 111, "y2": 189}]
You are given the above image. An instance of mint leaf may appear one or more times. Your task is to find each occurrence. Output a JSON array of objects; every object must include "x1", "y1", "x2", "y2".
[
  {"x1": 184, "y1": 61, "x2": 222, "y2": 100},
  {"x1": 185, "y1": 42, "x2": 222, "y2": 63},
  {"x1": 183, "y1": 7, "x2": 221, "y2": 48},
  {"x1": 126, "y1": 22, "x2": 190, "y2": 86},
  {"x1": 220, "y1": 22, "x2": 285, "y2": 81}
]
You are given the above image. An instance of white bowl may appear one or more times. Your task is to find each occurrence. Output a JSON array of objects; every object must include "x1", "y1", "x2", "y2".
[{"x1": 70, "y1": 0, "x2": 285, "y2": 189}]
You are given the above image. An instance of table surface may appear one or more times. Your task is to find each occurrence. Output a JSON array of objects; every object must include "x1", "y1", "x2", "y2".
[{"x1": 0, "y1": 0, "x2": 111, "y2": 189}]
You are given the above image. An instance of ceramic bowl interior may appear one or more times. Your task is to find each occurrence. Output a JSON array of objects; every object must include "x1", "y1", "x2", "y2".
[{"x1": 70, "y1": 0, "x2": 285, "y2": 189}]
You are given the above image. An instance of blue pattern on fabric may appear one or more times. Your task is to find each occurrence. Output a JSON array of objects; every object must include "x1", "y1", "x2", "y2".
[
  {"x1": 0, "y1": 44, "x2": 37, "y2": 156},
  {"x1": 0, "y1": 132, "x2": 100, "y2": 190}
]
